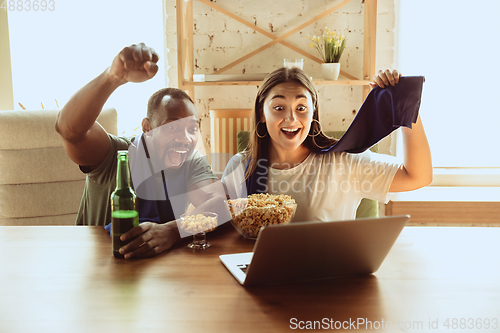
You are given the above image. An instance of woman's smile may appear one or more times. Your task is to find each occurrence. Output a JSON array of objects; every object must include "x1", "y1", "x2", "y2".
[{"x1": 280, "y1": 126, "x2": 302, "y2": 139}]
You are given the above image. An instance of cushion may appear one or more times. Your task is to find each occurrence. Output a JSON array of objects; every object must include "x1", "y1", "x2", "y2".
[
  {"x1": 0, "y1": 180, "x2": 86, "y2": 219},
  {"x1": 0, "y1": 108, "x2": 117, "y2": 150},
  {"x1": 0, "y1": 147, "x2": 84, "y2": 184},
  {"x1": 236, "y1": 130, "x2": 380, "y2": 218}
]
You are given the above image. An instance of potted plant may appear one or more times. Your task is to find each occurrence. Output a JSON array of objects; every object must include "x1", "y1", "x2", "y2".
[{"x1": 308, "y1": 28, "x2": 347, "y2": 80}]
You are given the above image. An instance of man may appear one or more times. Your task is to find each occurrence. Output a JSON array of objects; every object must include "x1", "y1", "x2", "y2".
[{"x1": 56, "y1": 43, "x2": 228, "y2": 259}]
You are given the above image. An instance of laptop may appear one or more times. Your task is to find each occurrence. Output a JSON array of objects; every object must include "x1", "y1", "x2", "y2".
[{"x1": 220, "y1": 215, "x2": 409, "y2": 286}]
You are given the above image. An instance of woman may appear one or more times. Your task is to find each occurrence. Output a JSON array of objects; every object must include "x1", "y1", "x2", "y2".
[{"x1": 222, "y1": 68, "x2": 432, "y2": 222}]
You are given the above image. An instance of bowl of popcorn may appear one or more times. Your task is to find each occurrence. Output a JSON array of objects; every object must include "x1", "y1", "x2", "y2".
[
  {"x1": 180, "y1": 212, "x2": 218, "y2": 250},
  {"x1": 226, "y1": 194, "x2": 297, "y2": 240}
]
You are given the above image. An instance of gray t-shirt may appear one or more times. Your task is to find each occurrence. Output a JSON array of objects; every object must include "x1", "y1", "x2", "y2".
[{"x1": 76, "y1": 134, "x2": 217, "y2": 226}]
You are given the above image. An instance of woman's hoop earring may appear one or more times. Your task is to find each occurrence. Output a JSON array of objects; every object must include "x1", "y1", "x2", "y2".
[
  {"x1": 312, "y1": 133, "x2": 331, "y2": 149},
  {"x1": 308, "y1": 118, "x2": 322, "y2": 138},
  {"x1": 256, "y1": 121, "x2": 268, "y2": 138}
]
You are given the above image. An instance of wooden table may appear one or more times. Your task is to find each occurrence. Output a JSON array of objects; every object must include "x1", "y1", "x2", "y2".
[{"x1": 0, "y1": 225, "x2": 499, "y2": 333}]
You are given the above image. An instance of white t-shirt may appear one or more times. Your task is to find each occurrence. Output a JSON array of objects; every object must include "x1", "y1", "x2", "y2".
[{"x1": 221, "y1": 151, "x2": 400, "y2": 222}]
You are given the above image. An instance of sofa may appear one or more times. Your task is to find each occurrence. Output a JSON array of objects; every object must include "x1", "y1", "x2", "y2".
[{"x1": 0, "y1": 108, "x2": 117, "y2": 226}]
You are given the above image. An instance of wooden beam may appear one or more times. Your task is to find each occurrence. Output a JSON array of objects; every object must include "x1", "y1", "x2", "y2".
[
  {"x1": 177, "y1": 0, "x2": 195, "y2": 100},
  {"x1": 387, "y1": 201, "x2": 500, "y2": 227},
  {"x1": 197, "y1": 0, "x2": 323, "y2": 64},
  {"x1": 186, "y1": 0, "x2": 194, "y2": 81},
  {"x1": 186, "y1": 0, "x2": 195, "y2": 99},
  {"x1": 183, "y1": 79, "x2": 370, "y2": 86},
  {"x1": 369, "y1": 0, "x2": 377, "y2": 76},
  {"x1": 363, "y1": 0, "x2": 377, "y2": 99},
  {"x1": 176, "y1": 0, "x2": 185, "y2": 90},
  {"x1": 385, "y1": 187, "x2": 500, "y2": 226},
  {"x1": 0, "y1": 9, "x2": 14, "y2": 110},
  {"x1": 340, "y1": 70, "x2": 358, "y2": 81}
]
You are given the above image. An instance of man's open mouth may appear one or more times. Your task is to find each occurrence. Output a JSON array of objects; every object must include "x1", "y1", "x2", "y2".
[
  {"x1": 281, "y1": 127, "x2": 301, "y2": 139},
  {"x1": 167, "y1": 148, "x2": 189, "y2": 167}
]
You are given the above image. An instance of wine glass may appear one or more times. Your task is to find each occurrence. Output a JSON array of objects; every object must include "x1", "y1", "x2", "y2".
[{"x1": 180, "y1": 212, "x2": 218, "y2": 250}]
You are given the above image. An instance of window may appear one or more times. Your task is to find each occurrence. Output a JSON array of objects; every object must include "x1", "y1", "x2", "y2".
[
  {"x1": 7, "y1": 0, "x2": 165, "y2": 135},
  {"x1": 397, "y1": 0, "x2": 500, "y2": 170}
]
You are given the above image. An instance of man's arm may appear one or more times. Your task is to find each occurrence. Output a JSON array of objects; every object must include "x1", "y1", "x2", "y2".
[
  {"x1": 187, "y1": 179, "x2": 232, "y2": 225},
  {"x1": 116, "y1": 179, "x2": 231, "y2": 260},
  {"x1": 55, "y1": 43, "x2": 159, "y2": 170}
]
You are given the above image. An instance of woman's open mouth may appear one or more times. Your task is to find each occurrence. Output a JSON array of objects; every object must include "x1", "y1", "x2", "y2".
[
  {"x1": 167, "y1": 148, "x2": 189, "y2": 167},
  {"x1": 281, "y1": 127, "x2": 301, "y2": 139}
]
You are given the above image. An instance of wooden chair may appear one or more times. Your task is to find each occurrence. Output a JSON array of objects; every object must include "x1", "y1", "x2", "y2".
[{"x1": 209, "y1": 109, "x2": 252, "y2": 173}]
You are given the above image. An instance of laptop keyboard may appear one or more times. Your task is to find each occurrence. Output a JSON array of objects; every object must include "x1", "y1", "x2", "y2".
[{"x1": 237, "y1": 264, "x2": 249, "y2": 274}]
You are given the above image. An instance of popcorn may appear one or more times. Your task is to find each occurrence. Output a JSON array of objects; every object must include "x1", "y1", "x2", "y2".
[
  {"x1": 227, "y1": 194, "x2": 297, "y2": 239},
  {"x1": 180, "y1": 213, "x2": 218, "y2": 233}
]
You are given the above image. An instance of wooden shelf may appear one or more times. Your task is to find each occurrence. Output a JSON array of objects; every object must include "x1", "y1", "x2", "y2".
[
  {"x1": 312, "y1": 79, "x2": 371, "y2": 86},
  {"x1": 183, "y1": 79, "x2": 370, "y2": 87},
  {"x1": 176, "y1": 0, "x2": 378, "y2": 100}
]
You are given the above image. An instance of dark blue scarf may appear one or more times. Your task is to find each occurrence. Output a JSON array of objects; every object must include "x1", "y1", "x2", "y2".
[{"x1": 245, "y1": 76, "x2": 425, "y2": 195}]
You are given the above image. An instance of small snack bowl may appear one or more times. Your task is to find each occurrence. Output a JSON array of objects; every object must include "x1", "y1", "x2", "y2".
[
  {"x1": 226, "y1": 194, "x2": 297, "y2": 240},
  {"x1": 180, "y1": 212, "x2": 218, "y2": 249}
]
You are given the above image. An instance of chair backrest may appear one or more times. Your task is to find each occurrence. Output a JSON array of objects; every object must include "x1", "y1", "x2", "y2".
[
  {"x1": 210, "y1": 109, "x2": 252, "y2": 172},
  {"x1": 0, "y1": 108, "x2": 117, "y2": 226},
  {"x1": 236, "y1": 130, "x2": 379, "y2": 219}
]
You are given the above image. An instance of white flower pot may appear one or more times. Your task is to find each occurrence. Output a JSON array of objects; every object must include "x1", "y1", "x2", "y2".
[{"x1": 321, "y1": 63, "x2": 341, "y2": 80}]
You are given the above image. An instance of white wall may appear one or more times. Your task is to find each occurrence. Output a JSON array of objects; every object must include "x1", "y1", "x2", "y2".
[{"x1": 164, "y1": 0, "x2": 396, "y2": 155}]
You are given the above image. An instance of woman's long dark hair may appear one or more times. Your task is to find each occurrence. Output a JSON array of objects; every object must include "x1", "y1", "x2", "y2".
[{"x1": 244, "y1": 67, "x2": 338, "y2": 180}]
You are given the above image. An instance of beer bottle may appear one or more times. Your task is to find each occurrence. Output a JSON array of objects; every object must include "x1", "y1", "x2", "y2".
[{"x1": 110, "y1": 150, "x2": 139, "y2": 258}]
